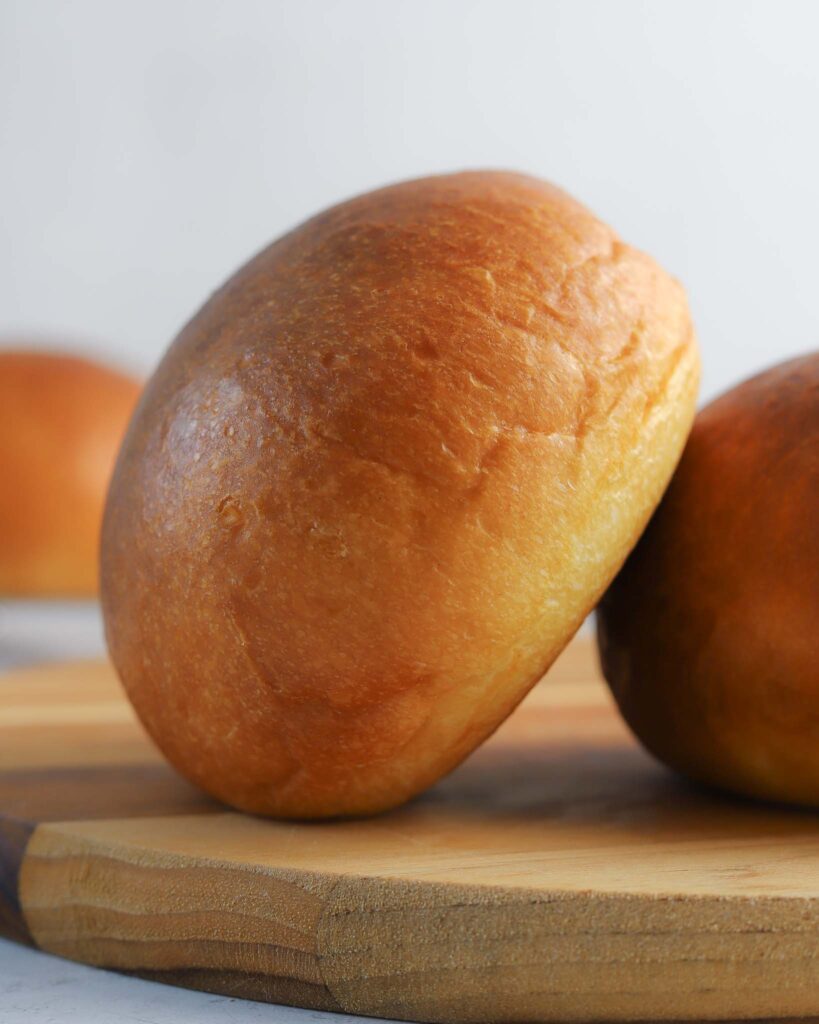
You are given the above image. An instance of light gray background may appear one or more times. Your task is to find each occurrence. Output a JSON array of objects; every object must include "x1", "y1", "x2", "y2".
[
  {"x1": 1, "y1": 1, "x2": 817, "y2": 1020},
  {"x1": 2, "y1": 0, "x2": 818, "y2": 399}
]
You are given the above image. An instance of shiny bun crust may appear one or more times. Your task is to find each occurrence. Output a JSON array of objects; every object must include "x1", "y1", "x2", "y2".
[
  {"x1": 0, "y1": 350, "x2": 140, "y2": 597},
  {"x1": 598, "y1": 352, "x2": 819, "y2": 805},
  {"x1": 102, "y1": 171, "x2": 699, "y2": 817}
]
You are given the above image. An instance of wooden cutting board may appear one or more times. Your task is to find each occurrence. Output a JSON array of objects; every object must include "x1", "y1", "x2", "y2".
[{"x1": 1, "y1": 636, "x2": 818, "y2": 1023}]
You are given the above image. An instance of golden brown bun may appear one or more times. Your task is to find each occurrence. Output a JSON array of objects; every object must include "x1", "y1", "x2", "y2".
[
  {"x1": 598, "y1": 352, "x2": 819, "y2": 805},
  {"x1": 0, "y1": 349, "x2": 140, "y2": 597},
  {"x1": 102, "y1": 171, "x2": 699, "y2": 817}
]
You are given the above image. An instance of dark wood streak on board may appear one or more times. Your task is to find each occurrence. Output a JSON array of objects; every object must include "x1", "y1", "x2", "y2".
[
  {"x1": 0, "y1": 815, "x2": 34, "y2": 944},
  {"x1": 123, "y1": 966, "x2": 342, "y2": 1012}
]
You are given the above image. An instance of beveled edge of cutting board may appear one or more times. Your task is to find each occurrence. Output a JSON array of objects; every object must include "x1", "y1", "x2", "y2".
[{"x1": 16, "y1": 817, "x2": 819, "y2": 1024}]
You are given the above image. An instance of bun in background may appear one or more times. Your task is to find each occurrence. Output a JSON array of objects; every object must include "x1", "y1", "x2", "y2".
[{"x1": 0, "y1": 349, "x2": 140, "y2": 597}]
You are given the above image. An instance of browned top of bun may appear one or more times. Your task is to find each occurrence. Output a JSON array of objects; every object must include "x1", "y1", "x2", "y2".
[
  {"x1": 0, "y1": 349, "x2": 141, "y2": 597},
  {"x1": 103, "y1": 171, "x2": 698, "y2": 817}
]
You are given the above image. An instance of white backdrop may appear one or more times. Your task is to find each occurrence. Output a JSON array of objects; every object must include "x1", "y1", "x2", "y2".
[{"x1": 1, "y1": 0, "x2": 817, "y2": 402}]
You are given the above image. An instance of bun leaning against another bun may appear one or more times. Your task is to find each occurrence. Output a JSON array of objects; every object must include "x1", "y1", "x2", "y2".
[
  {"x1": 0, "y1": 349, "x2": 140, "y2": 597},
  {"x1": 102, "y1": 171, "x2": 699, "y2": 818},
  {"x1": 598, "y1": 352, "x2": 819, "y2": 805}
]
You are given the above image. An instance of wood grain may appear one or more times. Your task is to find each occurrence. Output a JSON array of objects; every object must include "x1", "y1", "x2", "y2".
[{"x1": 3, "y1": 637, "x2": 819, "y2": 1021}]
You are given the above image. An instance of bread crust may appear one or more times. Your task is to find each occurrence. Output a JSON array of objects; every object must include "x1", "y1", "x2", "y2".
[
  {"x1": 598, "y1": 352, "x2": 819, "y2": 805},
  {"x1": 0, "y1": 350, "x2": 140, "y2": 597},
  {"x1": 102, "y1": 171, "x2": 699, "y2": 816}
]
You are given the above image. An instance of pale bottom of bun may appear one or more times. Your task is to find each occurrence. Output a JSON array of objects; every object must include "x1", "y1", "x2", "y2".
[{"x1": 330, "y1": 347, "x2": 702, "y2": 818}]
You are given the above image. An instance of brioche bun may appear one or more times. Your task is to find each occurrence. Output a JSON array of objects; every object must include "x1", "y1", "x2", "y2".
[
  {"x1": 598, "y1": 352, "x2": 819, "y2": 805},
  {"x1": 0, "y1": 349, "x2": 140, "y2": 597},
  {"x1": 102, "y1": 171, "x2": 699, "y2": 817}
]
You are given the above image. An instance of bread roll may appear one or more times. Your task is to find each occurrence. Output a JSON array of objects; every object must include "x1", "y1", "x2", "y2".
[
  {"x1": 102, "y1": 171, "x2": 699, "y2": 817},
  {"x1": 0, "y1": 349, "x2": 140, "y2": 597},
  {"x1": 598, "y1": 352, "x2": 819, "y2": 805}
]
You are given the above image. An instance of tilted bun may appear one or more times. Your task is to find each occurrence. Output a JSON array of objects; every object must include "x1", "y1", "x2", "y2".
[
  {"x1": 0, "y1": 349, "x2": 141, "y2": 597},
  {"x1": 102, "y1": 171, "x2": 699, "y2": 817},
  {"x1": 598, "y1": 352, "x2": 819, "y2": 805}
]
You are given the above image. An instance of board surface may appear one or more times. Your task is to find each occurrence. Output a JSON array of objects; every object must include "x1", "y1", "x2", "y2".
[{"x1": 2, "y1": 637, "x2": 819, "y2": 1023}]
